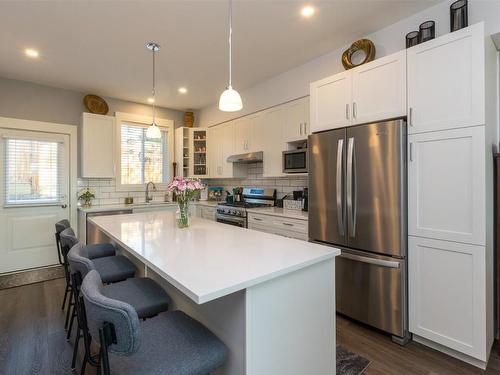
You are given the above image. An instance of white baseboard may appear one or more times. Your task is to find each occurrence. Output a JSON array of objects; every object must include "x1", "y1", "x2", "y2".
[{"x1": 413, "y1": 334, "x2": 489, "y2": 370}]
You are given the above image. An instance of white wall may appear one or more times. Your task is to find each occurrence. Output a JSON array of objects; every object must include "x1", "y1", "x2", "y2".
[
  {"x1": 0, "y1": 76, "x2": 190, "y2": 127},
  {"x1": 199, "y1": 0, "x2": 500, "y2": 127}
]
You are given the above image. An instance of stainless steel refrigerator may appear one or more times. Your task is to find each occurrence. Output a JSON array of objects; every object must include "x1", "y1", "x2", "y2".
[{"x1": 309, "y1": 119, "x2": 409, "y2": 343}]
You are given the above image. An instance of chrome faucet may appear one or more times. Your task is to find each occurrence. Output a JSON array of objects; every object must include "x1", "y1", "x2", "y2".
[{"x1": 145, "y1": 181, "x2": 156, "y2": 203}]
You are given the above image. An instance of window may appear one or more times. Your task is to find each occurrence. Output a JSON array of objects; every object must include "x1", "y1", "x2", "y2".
[
  {"x1": 4, "y1": 137, "x2": 62, "y2": 205},
  {"x1": 120, "y1": 122, "x2": 169, "y2": 186}
]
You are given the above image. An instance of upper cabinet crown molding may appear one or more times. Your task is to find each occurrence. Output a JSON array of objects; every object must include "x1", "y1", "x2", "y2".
[
  {"x1": 407, "y1": 22, "x2": 485, "y2": 134},
  {"x1": 79, "y1": 112, "x2": 115, "y2": 178},
  {"x1": 310, "y1": 50, "x2": 406, "y2": 133}
]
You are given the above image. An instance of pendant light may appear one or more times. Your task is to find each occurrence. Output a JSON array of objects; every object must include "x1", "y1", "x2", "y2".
[
  {"x1": 219, "y1": 0, "x2": 243, "y2": 112},
  {"x1": 146, "y1": 42, "x2": 162, "y2": 139}
]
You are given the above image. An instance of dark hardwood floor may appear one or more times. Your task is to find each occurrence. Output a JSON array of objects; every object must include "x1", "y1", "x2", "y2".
[{"x1": 1, "y1": 277, "x2": 500, "y2": 374}]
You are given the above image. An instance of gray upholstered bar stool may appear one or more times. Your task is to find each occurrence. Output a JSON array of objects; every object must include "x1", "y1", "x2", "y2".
[
  {"x1": 67, "y1": 243, "x2": 172, "y2": 373},
  {"x1": 55, "y1": 220, "x2": 116, "y2": 312},
  {"x1": 60, "y1": 228, "x2": 136, "y2": 284},
  {"x1": 60, "y1": 228, "x2": 137, "y2": 341},
  {"x1": 81, "y1": 269, "x2": 228, "y2": 375}
]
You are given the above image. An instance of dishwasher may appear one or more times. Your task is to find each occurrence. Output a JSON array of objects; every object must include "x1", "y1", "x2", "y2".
[{"x1": 86, "y1": 210, "x2": 132, "y2": 244}]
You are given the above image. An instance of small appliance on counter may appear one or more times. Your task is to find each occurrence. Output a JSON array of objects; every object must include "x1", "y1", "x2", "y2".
[
  {"x1": 208, "y1": 186, "x2": 223, "y2": 201},
  {"x1": 302, "y1": 188, "x2": 308, "y2": 212}
]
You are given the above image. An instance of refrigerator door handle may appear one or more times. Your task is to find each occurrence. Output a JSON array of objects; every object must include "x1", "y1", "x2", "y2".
[
  {"x1": 336, "y1": 138, "x2": 344, "y2": 235},
  {"x1": 340, "y1": 252, "x2": 401, "y2": 269},
  {"x1": 347, "y1": 137, "x2": 355, "y2": 237}
]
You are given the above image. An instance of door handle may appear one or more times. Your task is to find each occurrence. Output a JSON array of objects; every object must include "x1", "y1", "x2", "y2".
[
  {"x1": 409, "y1": 142, "x2": 413, "y2": 162},
  {"x1": 352, "y1": 102, "x2": 357, "y2": 119},
  {"x1": 340, "y1": 252, "x2": 401, "y2": 269},
  {"x1": 61, "y1": 204, "x2": 67, "y2": 209},
  {"x1": 346, "y1": 137, "x2": 356, "y2": 237},
  {"x1": 345, "y1": 104, "x2": 350, "y2": 120},
  {"x1": 299, "y1": 123, "x2": 302, "y2": 136},
  {"x1": 336, "y1": 138, "x2": 344, "y2": 236},
  {"x1": 409, "y1": 107, "x2": 414, "y2": 127}
]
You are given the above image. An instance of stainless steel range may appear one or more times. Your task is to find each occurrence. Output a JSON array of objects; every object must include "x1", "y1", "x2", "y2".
[{"x1": 216, "y1": 188, "x2": 276, "y2": 227}]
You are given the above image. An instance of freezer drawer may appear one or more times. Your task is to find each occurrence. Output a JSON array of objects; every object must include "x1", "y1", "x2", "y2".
[{"x1": 336, "y1": 248, "x2": 407, "y2": 339}]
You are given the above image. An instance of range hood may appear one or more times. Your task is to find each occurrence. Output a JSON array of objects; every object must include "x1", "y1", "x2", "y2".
[{"x1": 227, "y1": 151, "x2": 263, "y2": 163}]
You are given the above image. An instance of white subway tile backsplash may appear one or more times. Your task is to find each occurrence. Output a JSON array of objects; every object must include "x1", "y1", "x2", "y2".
[{"x1": 204, "y1": 162, "x2": 307, "y2": 199}]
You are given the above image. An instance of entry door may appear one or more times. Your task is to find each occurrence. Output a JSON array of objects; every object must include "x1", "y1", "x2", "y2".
[{"x1": 0, "y1": 128, "x2": 70, "y2": 273}]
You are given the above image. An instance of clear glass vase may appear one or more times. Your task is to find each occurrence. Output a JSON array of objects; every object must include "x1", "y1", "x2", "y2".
[{"x1": 176, "y1": 199, "x2": 190, "y2": 228}]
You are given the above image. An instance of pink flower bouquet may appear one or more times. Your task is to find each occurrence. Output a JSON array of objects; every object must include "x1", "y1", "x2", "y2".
[{"x1": 167, "y1": 177, "x2": 205, "y2": 228}]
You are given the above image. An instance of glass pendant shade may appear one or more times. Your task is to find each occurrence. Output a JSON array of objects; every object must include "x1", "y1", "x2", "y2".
[
  {"x1": 219, "y1": 86, "x2": 243, "y2": 112},
  {"x1": 146, "y1": 123, "x2": 161, "y2": 139}
]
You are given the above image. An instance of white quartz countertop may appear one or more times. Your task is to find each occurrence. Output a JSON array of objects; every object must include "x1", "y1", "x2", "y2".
[
  {"x1": 194, "y1": 200, "x2": 219, "y2": 207},
  {"x1": 89, "y1": 211, "x2": 339, "y2": 304},
  {"x1": 78, "y1": 202, "x2": 177, "y2": 213},
  {"x1": 247, "y1": 207, "x2": 309, "y2": 220}
]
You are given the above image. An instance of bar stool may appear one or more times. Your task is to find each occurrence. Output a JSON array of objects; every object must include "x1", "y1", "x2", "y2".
[
  {"x1": 81, "y1": 270, "x2": 228, "y2": 375},
  {"x1": 60, "y1": 228, "x2": 136, "y2": 342},
  {"x1": 54, "y1": 219, "x2": 72, "y2": 312},
  {"x1": 68, "y1": 242, "x2": 171, "y2": 373}
]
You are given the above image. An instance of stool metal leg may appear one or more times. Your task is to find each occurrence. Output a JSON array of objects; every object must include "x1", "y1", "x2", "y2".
[{"x1": 64, "y1": 286, "x2": 73, "y2": 329}]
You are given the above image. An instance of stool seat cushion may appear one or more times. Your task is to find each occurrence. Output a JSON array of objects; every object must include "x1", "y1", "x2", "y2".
[
  {"x1": 93, "y1": 255, "x2": 135, "y2": 283},
  {"x1": 103, "y1": 278, "x2": 170, "y2": 319},
  {"x1": 109, "y1": 310, "x2": 228, "y2": 375},
  {"x1": 86, "y1": 243, "x2": 116, "y2": 259}
]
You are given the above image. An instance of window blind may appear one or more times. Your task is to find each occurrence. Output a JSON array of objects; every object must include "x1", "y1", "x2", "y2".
[
  {"x1": 4, "y1": 137, "x2": 63, "y2": 205},
  {"x1": 120, "y1": 122, "x2": 169, "y2": 185}
]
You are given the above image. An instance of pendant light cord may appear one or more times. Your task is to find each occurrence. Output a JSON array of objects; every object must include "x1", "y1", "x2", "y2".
[
  {"x1": 228, "y1": 0, "x2": 232, "y2": 88},
  {"x1": 152, "y1": 47, "x2": 156, "y2": 125}
]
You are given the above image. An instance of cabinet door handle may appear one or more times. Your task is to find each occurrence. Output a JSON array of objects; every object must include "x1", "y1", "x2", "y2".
[
  {"x1": 299, "y1": 123, "x2": 303, "y2": 135},
  {"x1": 352, "y1": 102, "x2": 357, "y2": 119},
  {"x1": 409, "y1": 142, "x2": 413, "y2": 162},
  {"x1": 409, "y1": 107, "x2": 414, "y2": 127},
  {"x1": 346, "y1": 104, "x2": 350, "y2": 120},
  {"x1": 282, "y1": 222, "x2": 294, "y2": 227},
  {"x1": 253, "y1": 217, "x2": 263, "y2": 221}
]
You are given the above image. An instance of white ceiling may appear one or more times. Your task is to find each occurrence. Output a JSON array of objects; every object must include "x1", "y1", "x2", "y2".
[{"x1": 0, "y1": 1, "x2": 439, "y2": 111}]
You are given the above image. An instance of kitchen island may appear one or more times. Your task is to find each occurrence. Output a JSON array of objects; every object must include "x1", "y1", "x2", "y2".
[{"x1": 89, "y1": 211, "x2": 340, "y2": 375}]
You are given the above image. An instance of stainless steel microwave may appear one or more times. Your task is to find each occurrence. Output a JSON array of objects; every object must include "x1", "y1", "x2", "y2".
[{"x1": 282, "y1": 149, "x2": 308, "y2": 173}]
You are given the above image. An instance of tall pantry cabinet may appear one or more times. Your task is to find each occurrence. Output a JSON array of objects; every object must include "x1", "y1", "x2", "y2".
[{"x1": 407, "y1": 23, "x2": 498, "y2": 367}]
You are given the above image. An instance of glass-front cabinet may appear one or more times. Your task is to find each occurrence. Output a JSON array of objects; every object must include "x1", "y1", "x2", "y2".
[{"x1": 175, "y1": 127, "x2": 208, "y2": 178}]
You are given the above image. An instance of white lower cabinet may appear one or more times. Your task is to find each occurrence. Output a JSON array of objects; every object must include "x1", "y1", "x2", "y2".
[
  {"x1": 196, "y1": 205, "x2": 216, "y2": 221},
  {"x1": 248, "y1": 213, "x2": 308, "y2": 241},
  {"x1": 409, "y1": 236, "x2": 489, "y2": 362}
]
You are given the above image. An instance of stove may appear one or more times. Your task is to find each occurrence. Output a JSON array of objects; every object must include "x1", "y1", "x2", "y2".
[{"x1": 216, "y1": 188, "x2": 276, "y2": 227}]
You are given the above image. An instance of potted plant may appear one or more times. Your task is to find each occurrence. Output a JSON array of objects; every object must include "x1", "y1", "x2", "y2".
[
  {"x1": 167, "y1": 177, "x2": 205, "y2": 228},
  {"x1": 78, "y1": 188, "x2": 96, "y2": 208}
]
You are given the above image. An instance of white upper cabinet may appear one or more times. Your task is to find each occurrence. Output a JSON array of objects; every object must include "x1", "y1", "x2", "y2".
[
  {"x1": 233, "y1": 117, "x2": 251, "y2": 154},
  {"x1": 284, "y1": 97, "x2": 310, "y2": 142},
  {"x1": 208, "y1": 122, "x2": 233, "y2": 178},
  {"x1": 311, "y1": 50, "x2": 407, "y2": 133},
  {"x1": 248, "y1": 114, "x2": 264, "y2": 153},
  {"x1": 261, "y1": 106, "x2": 286, "y2": 177},
  {"x1": 408, "y1": 126, "x2": 485, "y2": 245},
  {"x1": 351, "y1": 50, "x2": 406, "y2": 125},
  {"x1": 310, "y1": 71, "x2": 351, "y2": 132},
  {"x1": 79, "y1": 113, "x2": 115, "y2": 178},
  {"x1": 407, "y1": 23, "x2": 484, "y2": 134}
]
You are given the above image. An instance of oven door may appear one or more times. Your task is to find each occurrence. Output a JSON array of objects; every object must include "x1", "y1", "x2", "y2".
[
  {"x1": 216, "y1": 213, "x2": 246, "y2": 228},
  {"x1": 282, "y1": 149, "x2": 308, "y2": 173}
]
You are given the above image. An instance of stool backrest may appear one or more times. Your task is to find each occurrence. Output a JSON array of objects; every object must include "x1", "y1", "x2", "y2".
[
  {"x1": 81, "y1": 270, "x2": 141, "y2": 355},
  {"x1": 67, "y1": 242, "x2": 94, "y2": 279},
  {"x1": 60, "y1": 227, "x2": 79, "y2": 258},
  {"x1": 55, "y1": 219, "x2": 71, "y2": 235}
]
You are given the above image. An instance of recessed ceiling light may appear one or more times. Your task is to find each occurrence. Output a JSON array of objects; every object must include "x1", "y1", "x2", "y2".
[
  {"x1": 147, "y1": 97, "x2": 155, "y2": 103},
  {"x1": 301, "y1": 5, "x2": 315, "y2": 18},
  {"x1": 25, "y1": 49, "x2": 39, "y2": 58},
  {"x1": 178, "y1": 87, "x2": 187, "y2": 94}
]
